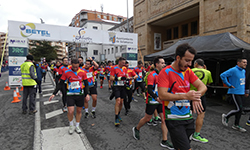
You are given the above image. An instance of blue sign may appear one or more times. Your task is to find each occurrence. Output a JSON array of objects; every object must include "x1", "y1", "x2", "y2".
[
  {"x1": 9, "y1": 66, "x2": 21, "y2": 76},
  {"x1": 9, "y1": 47, "x2": 28, "y2": 56}
]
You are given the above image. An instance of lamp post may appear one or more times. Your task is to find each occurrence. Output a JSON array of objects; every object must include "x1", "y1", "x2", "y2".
[{"x1": 127, "y1": 0, "x2": 129, "y2": 32}]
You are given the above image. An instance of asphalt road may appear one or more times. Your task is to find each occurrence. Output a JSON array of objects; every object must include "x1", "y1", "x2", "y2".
[{"x1": 1, "y1": 71, "x2": 250, "y2": 150}]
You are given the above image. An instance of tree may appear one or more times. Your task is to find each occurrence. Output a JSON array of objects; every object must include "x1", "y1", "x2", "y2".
[{"x1": 29, "y1": 40, "x2": 58, "y2": 62}]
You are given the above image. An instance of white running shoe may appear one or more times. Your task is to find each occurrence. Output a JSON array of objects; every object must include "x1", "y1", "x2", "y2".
[
  {"x1": 68, "y1": 125, "x2": 74, "y2": 135},
  {"x1": 75, "y1": 126, "x2": 82, "y2": 134}
]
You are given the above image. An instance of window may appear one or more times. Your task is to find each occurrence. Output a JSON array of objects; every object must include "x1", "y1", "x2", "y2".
[
  {"x1": 93, "y1": 50, "x2": 98, "y2": 55},
  {"x1": 173, "y1": 27, "x2": 179, "y2": 39},
  {"x1": 103, "y1": 16, "x2": 107, "y2": 19},
  {"x1": 77, "y1": 16, "x2": 79, "y2": 20},
  {"x1": 93, "y1": 26, "x2": 98, "y2": 30},
  {"x1": 109, "y1": 16, "x2": 112, "y2": 20},
  {"x1": 97, "y1": 15, "x2": 101, "y2": 18},
  {"x1": 105, "y1": 49, "x2": 106, "y2": 54},
  {"x1": 76, "y1": 23, "x2": 79, "y2": 26},
  {"x1": 112, "y1": 48, "x2": 114, "y2": 54},
  {"x1": 108, "y1": 49, "x2": 110, "y2": 54},
  {"x1": 114, "y1": 18, "x2": 117, "y2": 21},
  {"x1": 191, "y1": 21, "x2": 198, "y2": 35},
  {"x1": 115, "y1": 47, "x2": 118, "y2": 53},
  {"x1": 166, "y1": 29, "x2": 172, "y2": 40},
  {"x1": 182, "y1": 24, "x2": 188, "y2": 37}
]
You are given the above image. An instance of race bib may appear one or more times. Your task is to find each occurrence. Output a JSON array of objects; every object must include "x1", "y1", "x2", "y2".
[
  {"x1": 100, "y1": 71, "x2": 103, "y2": 74},
  {"x1": 56, "y1": 72, "x2": 59, "y2": 75},
  {"x1": 175, "y1": 100, "x2": 190, "y2": 107},
  {"x1": 117, "y1": 81, "x2": 124, "y2": 86},
  {"x1": 86, "y1": 72, "x2": 93, "y2": 79},
  {"x1": 70, "y1": 81, "x2": 80, "y2": 89},
  {"x1": 139, "y1": 72, "x2": 142, "y2": 77}
]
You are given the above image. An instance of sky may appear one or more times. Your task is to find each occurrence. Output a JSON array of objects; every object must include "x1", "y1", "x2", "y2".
[{"x1": 0, "y1": 0, "x2": 134, "y2": 32}]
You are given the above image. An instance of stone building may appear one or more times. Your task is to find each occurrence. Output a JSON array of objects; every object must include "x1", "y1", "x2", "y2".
[{"x1": 134, "y1": 0, "x2": 250, "y2": 61}]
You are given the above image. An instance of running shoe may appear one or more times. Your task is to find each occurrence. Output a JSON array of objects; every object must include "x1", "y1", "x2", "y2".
[
  {"x1": 132, "y1": 127, "x2": 140, "y2": 140},
  {"x1": 91, "y1": 111, "x2": 96, "y2": 118},
  {"x1": 191, "y1": 134, "x2": 208, "y2": 143},
  {"x1": 100, "y1": 86, "x2": 103, "y2": 89},
  {"x1": 160, "y1": 140, "x2": 174, "y2": 149},
  {"x1": 154, "y1": 117, "x2": 162, "y2": 124},
  {"x1": 132, "y1": 97, "x2": 138, "y2": 102},
  {"x1": 222, "y1": 114, "x2": 228, "y2": 127},
  {"x1": 22, "y1": 110, "x2": 27, "y2": 114},
  {"x1": 232, "y1": 125, "x2": 247, "y2": 132},
  {"x1": 115, "y1": 119, "x2": 120, "y2": 126},
  {"x1": 62, "y1": 106, "x2": 68, "y2": 112},
  {"x1": 85, "y1": 112, "x2": 89, "y2": 118},
  {"x1": 136, "y1": 93, "x2": 140, "y2": 97},
  {"x1": 246, "y1": 121, "x2": 250, "y2": 126},
  {"x1": 147, "y1": 120, "x2": 157, "y2": 126},
  {"x1": 68, "y1": 125, "x2": 74, "y2": 135},
  {"x1": 75, "y1": 126, "x2": 82, "y2": 134},
  {"x1": 118, "y1": 115, "x2": 122, "y2": 122},
  {"x1": 125, "y1": 110, "x2": 129, "y2": 116},
  {"x1": 29, "y1": 110, "x2": 38, "y2": 115}
]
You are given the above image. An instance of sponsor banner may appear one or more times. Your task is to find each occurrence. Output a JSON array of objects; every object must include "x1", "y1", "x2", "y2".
[
  {"x1": 9, "y1": 76, "x2": 22, "y2": 86},
  {"x1": 128, "y1": 60, "x2": 137, "y2": 68},
  {"x1": 9, "y1": 47, "x2": 28, "y2": 56},
  {"x1": 9, "y1": 66, "x2": 21, "y2": 76},
  {"x1": 9, "y1": 56, "x2": 26, "y2": 66},
  {"x1": 8, "y1": 20, "x2": 138, "y2": 45},
  {"x1": 8, "y1": 37, "x2": 28, "y2": 47},
  {"x1": 122, "y1": 53, "x2": 138, "y2": 61},
  {"x1": 127, "y1": 47, "x2": 137, "y2": 53}
]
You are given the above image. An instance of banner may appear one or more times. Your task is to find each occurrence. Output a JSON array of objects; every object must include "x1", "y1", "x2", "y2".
[
  {"x1": 9, "y1": 76, "x2": 22, "y2": 86},
  {"x1": 8, "y1": 20, "x2": 138, "y2": 45},
  {"x1": 9, "y1": 47, "x2": 28, "y2": 56},
  {"x1": 9, "y1": 56, "x2": 26, "y2": 66},
  {"x1": 154, "y1": 33, "x2": 161, "y2": 50},
  {"x1": 8, "y1": 37, "x2": 28, "y2": 47},
  {"x1": 9, "y1": 66, "x2": 21, "y2": 76}
]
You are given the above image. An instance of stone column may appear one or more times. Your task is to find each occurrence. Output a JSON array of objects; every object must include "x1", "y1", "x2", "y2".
[
  {"x1": 237, "y1": 0, "x2": 247, "y2": 42},
  {"x1": 199, "y1": 0, "x2": 205, "y2": 36}
]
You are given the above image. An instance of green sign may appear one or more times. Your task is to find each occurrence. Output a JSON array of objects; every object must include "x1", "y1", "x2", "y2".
[
  {"x1": 122, "y1": 53, "x2": 137, "y2": 60},
  {"x1": 9, "y1": 47, "x2": 28, "y2": 56}
]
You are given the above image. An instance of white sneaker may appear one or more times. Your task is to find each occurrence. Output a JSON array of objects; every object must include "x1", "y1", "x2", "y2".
[
  {"x1": 75, "y1": 126, "x2": 82, "y2": 134},
  {"x1": 68, "y1": 125, "x2": 74, "y2": 134},
  {"x1": 136, "y1": 94, "x2": 140, "y2": 97},
  {"x1": 222, "y1": 114, "x2": 228, "y2": 127}
]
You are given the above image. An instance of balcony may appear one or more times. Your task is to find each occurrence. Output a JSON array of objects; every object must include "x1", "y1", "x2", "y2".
[{"x1": 80, "y1": 12, "x2": 88, "y2": 21}]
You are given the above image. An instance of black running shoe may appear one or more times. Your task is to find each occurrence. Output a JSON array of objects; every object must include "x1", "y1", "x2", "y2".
[{"x1": 91, "y1": 111, "x2": 96, "y2": 118}]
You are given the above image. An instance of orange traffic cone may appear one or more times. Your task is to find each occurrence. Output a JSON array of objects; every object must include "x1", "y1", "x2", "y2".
[
  {"x1": 4, "y1": 82, "x2": 11, "y2": 90},
  {"x1": 16, "y1": 87, "x2": 21, "y2": 97},
  {"x1": 11, "y1": 90, "x2": 21, "y2": 103},
  {"x1": 20, "y1": 85, "x2": 23, "y2": 91}
]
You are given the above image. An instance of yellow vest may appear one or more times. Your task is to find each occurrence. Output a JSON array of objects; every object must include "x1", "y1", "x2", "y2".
[{"x1": 21, "y1": 61, "x2": 37, "y2": 86}]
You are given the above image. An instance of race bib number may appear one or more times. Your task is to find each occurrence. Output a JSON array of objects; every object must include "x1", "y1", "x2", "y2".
[
  {"x1": 70, "y1": 81, "x2": 80, "y2": 89},
  {"x1": 139, "y1": 72, "x2": 142, "y2": 77},
  {"x1": 175, "y1": 100, "x2": 190, "y2": 107},
  {"x1": 86, "y1": 72, "x2": 93, "y2": 79},
  {"x1": 117, "y1": 81, "x2": 124, "y2": 86}
]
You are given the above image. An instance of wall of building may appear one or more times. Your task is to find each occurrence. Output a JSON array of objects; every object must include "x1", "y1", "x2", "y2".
[{"x1": 134, "y1": 0, "x2": 250, "y2": 61}]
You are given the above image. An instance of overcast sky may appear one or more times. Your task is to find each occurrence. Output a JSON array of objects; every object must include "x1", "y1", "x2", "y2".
[{"x1": 0, "y1": 0, "x2": 134, "y2": 32}]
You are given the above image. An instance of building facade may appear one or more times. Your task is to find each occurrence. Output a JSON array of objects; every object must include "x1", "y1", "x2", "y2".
[
  {"x1": 0, "y1": 32, "x2": 8, "y2": 61},
  {"x1": 134, "y1": 0, "x2": 250, "y2": 61},
  {"x1": 51, "y1": 42, "x2": 67, "y2": 61}
]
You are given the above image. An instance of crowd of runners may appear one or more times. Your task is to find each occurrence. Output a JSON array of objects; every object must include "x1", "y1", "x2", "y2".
[{"x1": 44, "y1": 43, "x2": 250, "y2": 150}]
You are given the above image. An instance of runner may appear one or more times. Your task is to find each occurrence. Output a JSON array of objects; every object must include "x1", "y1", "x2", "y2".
[
  {"x1": 221, "y1": 58, "x2": 248, "y2": 132},
  {"x1": 82, "y1": 57, "x2": 99, "y2": 118},
  {"x1": 132, "y1": 56, "x2": 174, "y2": 149},
  {"x1": 123, "y1": 61, "x2": 138, "y2": 115},
  {"x1": 157, "y1": 43, "x2": 207, "y2": 150},
  {"x1": 104, "y1": 60, "x2": 113, "y2": 92},
  {"x1": 110, "y1": 57, "x2": 127, "y2": 126},
  {"x1": 53, "y1": 61, "x2": 61, "y2": 85},
  {"x1": 133, "y1": 61, "x2": 146, "y2": 100},
  {"x1": 98, "y1": 64, "x2": 105, "y2": 89},
  {"x1": 49, "y1": 59, "x2": 90, "y2": 134},
  {"x1": 190, "y1": 59, "x2": 213, "y2": 143},
  {"x1": 78, "y1": 56, "x2": 84, "y2": 69},
  {"x1": 41, "y1": 62, "x2": 48, "y2": 82},
  {"x1": 58, "y1": 57, "x2": 70, "y2": 112}
]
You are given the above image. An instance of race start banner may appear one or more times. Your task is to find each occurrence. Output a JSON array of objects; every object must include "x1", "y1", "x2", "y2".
[{"x1": 8, "y1": 37, "x2": 28, "y2": 86}]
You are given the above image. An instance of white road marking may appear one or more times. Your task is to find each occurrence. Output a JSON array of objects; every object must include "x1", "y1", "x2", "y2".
[
  {"x1": 41, "y1": 127, "x2": 93, "y2": 150},
  {"x1": 42, "y1": 88, "x2": 55, "y2": 92},
  {"x1": 43, "y1": 93, "x2": 52, "y2": 97},
  {"x1": 36, "y1": 93, "x2": 40, "y2": 99},
  {"x1": 44, "y1": 100, "x2": 59, "y2": 105},
  {"x1": 45, "y1": 109, "x2": 63, "y2": 119},
  {"x1": 33, "y1": 102, "x2": 41, "y2": 150}
]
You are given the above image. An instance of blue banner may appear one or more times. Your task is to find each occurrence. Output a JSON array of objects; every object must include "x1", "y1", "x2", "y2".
[{"x1": 9, "y1": 66, "x2": 21, "y2": 76}]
